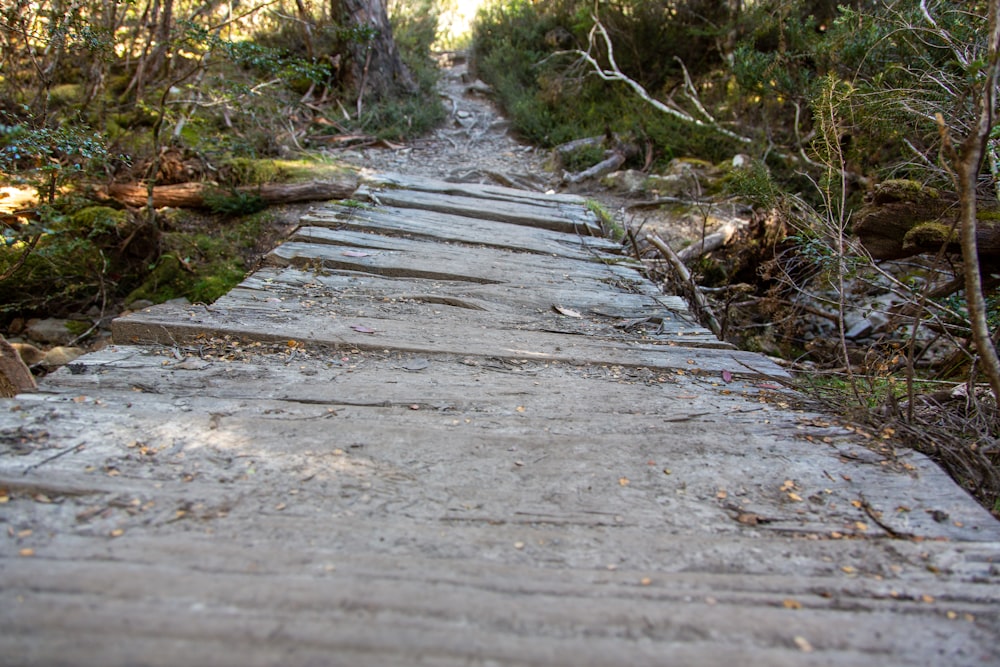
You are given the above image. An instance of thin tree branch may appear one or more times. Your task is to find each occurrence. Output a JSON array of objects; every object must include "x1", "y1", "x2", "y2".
[
  {"x1": 556, "y1": 16, "x2": 752, "y2": 145},
  {"x1": 0, "y1": 233, "x2": 41, "y2": 281}
]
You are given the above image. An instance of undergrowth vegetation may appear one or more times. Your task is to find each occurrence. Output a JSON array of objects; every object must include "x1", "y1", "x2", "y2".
[
  {"x1": 473, "y1": 0, "x2": 1000, "y2": 512},
  {"x1": 0, "y1": 0, "x2": 445, "y2": 319},
  {"x1": 471, "y1": 0, "x2": 737, "y2": 161}
]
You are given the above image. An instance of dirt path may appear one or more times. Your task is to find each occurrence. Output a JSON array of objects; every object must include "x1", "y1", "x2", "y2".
[{"x1": 335, "y1": 52, "x2": 554, "y2": 188}]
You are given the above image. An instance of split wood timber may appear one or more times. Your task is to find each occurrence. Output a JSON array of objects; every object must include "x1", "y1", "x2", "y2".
[{"x1": 1, "y1": 174, "x2": 999, "y2": 666}]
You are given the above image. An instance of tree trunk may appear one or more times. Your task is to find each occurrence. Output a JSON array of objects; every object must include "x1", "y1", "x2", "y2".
[
  {"x1": 853, "y1": 180, "x2": 1000, "y2": 268},
  {"x1": 146, "y1": 0, "x2": 175, "y2": 83},
  {"x1": 123, "y1": 0, "x2": 159, "y2": 101},
  {"x1": 331, "y1": 0, "x2": 415, "y2": 104},
  {"x1": 295, "y1": 0, "x2": 316, "y2": 62}
]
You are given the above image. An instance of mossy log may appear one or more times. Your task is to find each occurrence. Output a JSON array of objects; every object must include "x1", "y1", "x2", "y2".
[
  {"x1": 854, "y1": 179, "x2": 1000, "y2": 261},
  {"x1": 100, "y1": 177, "x2": 359, "y2": 210}
]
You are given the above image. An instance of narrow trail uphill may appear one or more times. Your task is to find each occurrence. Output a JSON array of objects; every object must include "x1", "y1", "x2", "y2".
[
  {"x1": 0, "y1": 52, "x2": 998, "y2": 667},
  {"x1": 335, "y1": 52, "x2": 553, "y2": 189}
]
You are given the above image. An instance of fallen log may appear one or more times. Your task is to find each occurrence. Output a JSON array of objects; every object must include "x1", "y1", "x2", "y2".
[
  {"x1": 554, "y1": 135, "x2": 605, "y2": 158},
  {"x1": 562, "y1": 152, "x2": 625, "y2": 185},
  {"x1": 677, "y1": 221, "x2": 741, "y2": 262},
  {"x1": 853, "y1": 179, "x2": 1000, "y2": 262},
  {"x1": 99, "y1": 176, "x2": 360, "y2": 210}
]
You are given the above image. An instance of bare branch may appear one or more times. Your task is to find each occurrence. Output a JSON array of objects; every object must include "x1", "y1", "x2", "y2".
[{"x1": 556, "y1": 16, "x2": 752, "y2": 145}]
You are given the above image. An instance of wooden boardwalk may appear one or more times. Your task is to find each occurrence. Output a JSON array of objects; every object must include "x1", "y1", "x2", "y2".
[{"x1": 1, "y1": 174, "x2": 999, "y2": 666}]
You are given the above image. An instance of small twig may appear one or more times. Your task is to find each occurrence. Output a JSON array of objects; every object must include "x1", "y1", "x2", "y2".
[
  {"x1": 23, "y1": 444, "x2": 85, "y2": 475},
  {"x1": 859, "y1": 493, "x2": 917, "y2": 540},
  {"x1": 645, "y1": 233, "x2": 722, "y2": 339},
  {"x1": 626, "y1": 227, "x2": 644, "y2": 265}
]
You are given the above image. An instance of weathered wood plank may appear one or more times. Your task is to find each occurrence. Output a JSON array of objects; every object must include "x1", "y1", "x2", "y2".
[
  {"x1": 363, "y1": 171, "x2": 590, "y2": 207},
  {"x1": 267, "y1": 238, "x2": 502, "y2": 284},
  {"x1": 266, "y1": 231, "x2": 646, "y2": 288},
  {"x1": 4, "y1": 341, "x2": 999, "y2": 666},
  {"x1": 257, "y1": 235, "x2": 723, "y2": 347},
  {"x1": 8, "y1": 175, "x2": 1000, "y2": 667},
  {"x1": 221, "y1": 280, "x2": 722, "y2": 349},
  {"x1": 7, "y1": 345, "x2": 999, "y2": 542},
  {"x1": 112, "y1": 298, "x2": 781, "y2": 374},
  {"x1": 3, "y1": 538, "x2": 995, "y2": 667},
  {"x1": 2, "y1": 379, "x2": 998, "y2": 665},
  {"x1": 355, "y1": 185, "x2": 602, "y2": 235},
  {"x1": 238, "y1": 266, "x2": 688, "y2": 315},
  {"x1": 3, "y1": 570, "x2": 980, "y2": 667},
  {"x1": 302, "y1": 202, "x2": 622, "y2": 259}
]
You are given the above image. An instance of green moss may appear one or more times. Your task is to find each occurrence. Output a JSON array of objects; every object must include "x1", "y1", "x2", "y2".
[
  {"x1": 141, "y1": 209, "x2": 282, "y2": 305},
  {"x1": 902, "y1": 221, "x2": 957, "y2": 250},
  {"x1": 881, "y1": 178, "x2": 935, "y2": 194},
  {"x1": 672, "y1": 157, "x2": 715, "y2": 171},
  {"x1": 111, "y1": 107, "x2": 157, "y2": 129},
  {"x1": 275, "y1": 157, "x2": 357, "y2": 181},
  {"x1": 188, "y1": 262, "x2": 245, "y2": 303},
  {"x1": 125, "y1": 255, "x2": 186, "y2": 305},
  {"x1": 977, "y1": 208, "x2": 1000, "y2": 224},
  {"x1": 874, "y1": 179, "x2": 941, "y2": 204},
  {"x1": 218, "y1": 156, "x2": 355, "y2": 187},
  {"x1": 65, "y1": 319, "x2": 91, "y2": 336},
  {"x1": 64, "y1": 206, "x2": 127, "y2": 237},
  {"x1": 586, "y1": 199, "x2": 625, "y2": 241},
  {"x1": 339, "y1": 199, "x2": 371, "y2": 209},
  {"x1": 222, "y1": 157, "x2": 285, "y2": 186}
]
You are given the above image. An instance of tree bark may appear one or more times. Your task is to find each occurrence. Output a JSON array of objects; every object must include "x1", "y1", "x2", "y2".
[
  {"x1": 101, "y1": 177, "x2": 359, "y2": 209},
  {"x1": 331, "y1": 0, "x2": 415, "y2": 103}
]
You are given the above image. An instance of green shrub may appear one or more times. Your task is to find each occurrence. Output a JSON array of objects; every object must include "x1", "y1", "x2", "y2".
[
  {"x1": 472, "y1": 1, "x2": 743, "y2": 157},
  {"x1": 203, "y1": 188, "x2": 267, "y2": 217}
]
